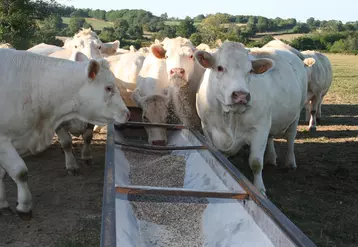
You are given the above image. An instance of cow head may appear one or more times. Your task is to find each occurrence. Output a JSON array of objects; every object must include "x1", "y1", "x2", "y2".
[
  {"x1": 150, "y1": 38, "x2": 197, "y2": 83},
  {"x1": 194, "y1": 41, "x2": 275, "y2": 113},
  {"x1": 73, "y1": 51, "x2": 130, "y2": 125},
  {"x1": 132, "y1": 88, "x2": 171, "y2": 146}
]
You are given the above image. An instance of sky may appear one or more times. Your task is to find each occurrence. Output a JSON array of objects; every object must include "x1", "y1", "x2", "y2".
[{"x1": 57, "y1": 0, "x2": 356, "y2": 23}]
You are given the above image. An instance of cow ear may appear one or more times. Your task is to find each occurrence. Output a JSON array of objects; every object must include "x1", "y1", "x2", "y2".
[
  {"x1": 87, "y1": 60, "x2": 100, "y2": 80},
  {"x1": 194, "y1": 50, "x2": 215, "y2": 69},
  {"x1": 112, "y1": 40, "x2": 120, "y2": 50},
  {"x1": 303, "y1": 57, "x2": 316, "y2": 67},
  {"x1": 150, "y1": 44, "x2": 166, "y2": 59},
  {"x1": 70, "y1": 51, "x2": 89, "y2": 62},
  {"x1": 250, "y1": 58, "x2": 275, "y2": 74}
]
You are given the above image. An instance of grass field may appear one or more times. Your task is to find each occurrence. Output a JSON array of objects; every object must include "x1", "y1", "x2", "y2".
[
  {"x1": 62, "y1": 17, "x2": 113, "y2": 31},
  {"x1": 230, "y1": 53, "x2": 358, "y2": 247}
]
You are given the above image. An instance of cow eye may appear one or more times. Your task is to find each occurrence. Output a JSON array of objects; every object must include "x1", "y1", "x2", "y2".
[
  {"x1": 217, "y1": 66, "x2": 224, "y2": 72},
  {"x1": 99, "y1": 46, "x2": 101, "y2": 50},
  {"x1": 189, "y1": 55, "x2": 193, "y2": 59},
  {"x1": 105, "y1": 86, "x2": 113, "y2": 93}
]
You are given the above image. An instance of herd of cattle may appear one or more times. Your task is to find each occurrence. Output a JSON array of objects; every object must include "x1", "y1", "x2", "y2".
[{"x1": 0, "y1": 28, "x2": 332, "y2": 220}]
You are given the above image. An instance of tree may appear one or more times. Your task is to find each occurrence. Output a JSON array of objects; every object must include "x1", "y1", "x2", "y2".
[
  {"x1": 99, "y1": 27, "x2": 116, "y2": 42},
  {"x1": 0, "y1": 0, "x2": 58, "y2": 49},
  {"x1": 189, "y1": 33, "x2": 202, "y2": 46},
  {"x1": 113, "y1": 19, "x2": 129, "y2": 39},
  {"x1": 160, "y1": 13, "x2": 168, "y2": 20},
  {"x1": 68, "y1": 17, "x2": 87, "y2": 35},
  {"x1": 127, "y1": 24, "x2": 143, "y2": 39},
  {"x1": 194, "y1": 14, "x2": 205, "y2": 22},
  {"x1": 176, "y1": 18, "x2": 196, "y2": 38}
]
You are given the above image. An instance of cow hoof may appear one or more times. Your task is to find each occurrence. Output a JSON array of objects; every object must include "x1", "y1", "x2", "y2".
[
  {"x1": 67, "y1": 168, "x2": 80, "y2": 176},
  {"x1": 17, "y1": 210, "x2": 33, "y2": 221},
  {"x1": 0, "y1": 207, "x2": 14, "y2": 216},
  {"x1": 309, "y1": 126, "x2": 317, "y2": 132}
]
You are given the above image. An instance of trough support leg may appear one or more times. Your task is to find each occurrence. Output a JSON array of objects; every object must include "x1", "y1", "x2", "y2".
[
  {"x1": 81, "y1": 124, "x2": 94, "y2": 166},
  {"x1": 56, "y1": 127, "x2": 79, "y2": 176},
  {"x1": 0, "y1": 142, "x2": 32, "y2": 220}
]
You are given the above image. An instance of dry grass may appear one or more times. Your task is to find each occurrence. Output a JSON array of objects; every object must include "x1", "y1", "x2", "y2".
[{"x1": 230, "y1": 53, "x2": 358, "y2": 247}]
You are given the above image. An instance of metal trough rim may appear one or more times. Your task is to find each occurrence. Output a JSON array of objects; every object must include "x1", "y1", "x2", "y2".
[{"x1": 101, "y1": 122, "x2": 317, "y2": 247}]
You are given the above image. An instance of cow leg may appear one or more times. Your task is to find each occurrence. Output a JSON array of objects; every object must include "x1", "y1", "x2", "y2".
[
  {"x1": 93, "y1": 125, "x2": 104, "y2": 133},
  {"x1": 56, "y1": 127, "x2": 79, "y2": 176},
  {"x1": 0, "y1": 142, "x2": 32, "y2": 220},
  {"x1": 0, "y1": 166, "x2": 10, "y2": 212},
  {"x1": 264, "y1": 136, "x2": 277, "y2": 166},
  {"x1": 309, "y1": 94, "x2": 321, "y2": 132},
  {"x1": 249, "y1": 130, "x2": 269, "y2": 195},
  {"x1": 284, "y1": 117, "x2": 299, "y2": 169},
  {"x1": 305, "y1": 103, "x2": 310, "y2": 123},
  {"x1": 316, "y1": 99, "x2": 322, "y2": 125},
  {"x1": 81, "y1": 124, "x2": 94, "y2": 165}
]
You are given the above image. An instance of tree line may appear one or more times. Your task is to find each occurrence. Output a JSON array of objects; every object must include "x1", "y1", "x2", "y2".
[{"x1": 1, "y1": 1, "x2": 358, "y2": 54}]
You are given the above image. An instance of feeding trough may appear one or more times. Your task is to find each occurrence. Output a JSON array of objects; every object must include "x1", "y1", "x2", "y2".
[{"x1": 100, "y1": 106, "x2": 317, "y2": 247}]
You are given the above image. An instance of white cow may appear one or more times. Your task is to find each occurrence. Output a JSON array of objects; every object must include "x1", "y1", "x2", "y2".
[
  {"x1": 101, "y1": 40, "x2": 120, "y2": 56},
  {"x1": 263, "y1": 38, "x2": 332, "y2": 131},
  {"x1": 0, "y1": 49, "x2": 130, "y2": 219},
  {"x1": 132, "y1": 44, "x2": 171, "y2": 146},
  {"x1": 151, "y1": 37, "x2": 205, "y2": 129},
  {"x1": 194, "y1": 41, "x2": 314, "y2": 194},
  {"x1": 0, "y1": 43, "x2": 14, "y2": 49},
  {"x1": 301, "y1": 50, "x2": 333, "y2": 129},
  {"x1": 105, "y1": 52, "x2": 145, "y2": 92},
  {"x1": 27, "y1": 43, "x2": 64, "y2": 56}
]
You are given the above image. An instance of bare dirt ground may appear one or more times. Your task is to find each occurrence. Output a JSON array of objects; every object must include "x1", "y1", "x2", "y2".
[
  {"x1": 1, "y1": 54, "x2": 357, "y2": 247},
  {"x1": 0, "y1": 131, "x2": 107, "y2": 247}
]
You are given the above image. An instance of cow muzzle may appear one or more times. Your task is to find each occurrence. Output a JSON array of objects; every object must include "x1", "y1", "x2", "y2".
[
  {"x1": 231, "y1": 91, "x2": 251, "y2": 105},
  {"x1": 170, "y1": 68, "x2": 185, "y2": 78}
]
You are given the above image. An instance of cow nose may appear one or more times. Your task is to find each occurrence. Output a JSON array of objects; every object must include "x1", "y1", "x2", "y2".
[
  {"x1": 231, "y1": 91, "x2": 251, "y2": 104},
  {"x1": 170, "y1": 68, "x2": 185, "y2": 77},
  {"x1": 151, "y1": 140, "x2": 167, "y2": 146}
]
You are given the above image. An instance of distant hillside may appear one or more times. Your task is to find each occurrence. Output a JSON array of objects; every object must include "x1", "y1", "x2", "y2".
[{"x1": 61, "y1": 17, "x2": 113, "y2": 31}]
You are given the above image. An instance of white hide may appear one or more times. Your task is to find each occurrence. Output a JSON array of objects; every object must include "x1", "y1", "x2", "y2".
[
  {"x1": 263, "y1": 38, "x2": 333, "y2": 131},
  {"x1": 301, "y1": 50, "x2": 333, "y2": 129},
  {"x1": 131, "y1": 45, "x2": 171, "y2": 145},
  {"x1": 195, "y1": 41, "x2": 311, "y2": 194},
  {"x1": 105, "y1": 52, "x2": 145, "y2": 92},
  {"x1": 27, "y1": 43, "x2": 64, "y2": 56},
  {"x1": 0, "y1": 48, "x2": 129, "y2": 216}
]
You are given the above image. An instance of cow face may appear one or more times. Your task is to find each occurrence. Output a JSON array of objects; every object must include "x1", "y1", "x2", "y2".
[{"x1": 194, "y1": 41, "x2": 275, "y2": 113}]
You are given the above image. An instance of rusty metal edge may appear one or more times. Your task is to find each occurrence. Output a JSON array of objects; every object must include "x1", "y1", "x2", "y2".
[
  {"x1": 114, "y1": 140, "x2": 207, "y2": 151},
  {"x1": 190, "y1": 130, "x2": 317, "y2": 247},
  {"x1": 114, "y1": 122, "x2": 186, "y2": 130},
  {"x1": 115, "y1": 185, "x2": 249, "y2": 200},
  {"x1": 100, "y1": 124, "x2": 116, "y2": 247}
]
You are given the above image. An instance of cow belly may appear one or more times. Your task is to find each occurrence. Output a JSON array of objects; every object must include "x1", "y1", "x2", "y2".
[{"x1": 11, "y1": 128, "x2": 55, "y2": 157}]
